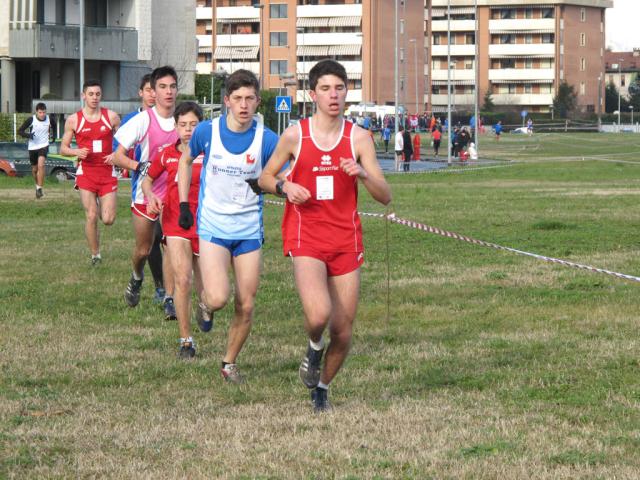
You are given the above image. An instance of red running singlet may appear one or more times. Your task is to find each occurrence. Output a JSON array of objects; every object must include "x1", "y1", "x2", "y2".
[
  {"x1": 75, "y1": 108, "x2": 115, "y2": 179},
  {"x1": 282, "y1": 118, "x2": 363, "y2": 254}
]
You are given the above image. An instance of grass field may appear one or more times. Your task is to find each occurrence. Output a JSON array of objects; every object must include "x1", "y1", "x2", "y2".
[{"x1": 2, "y1": 132, "x2": 640, "y2": 478}]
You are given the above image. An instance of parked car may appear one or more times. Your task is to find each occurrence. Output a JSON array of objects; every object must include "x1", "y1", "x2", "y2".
[
  {"x1": 511, "y1": 127, "x2": 528, "y2": 134},
  {"x1": 0, "y1": 142, "x2": 76, "y2": 181}
]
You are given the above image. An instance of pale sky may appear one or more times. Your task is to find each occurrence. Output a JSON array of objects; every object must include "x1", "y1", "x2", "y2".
[{"x1": 606, "y1": 0, "x2": 639, "y2": 51}]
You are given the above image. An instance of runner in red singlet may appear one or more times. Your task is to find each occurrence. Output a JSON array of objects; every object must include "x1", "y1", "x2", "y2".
[
  {"x1": 142, "y1": 102, "x2": 210, "y2": 359},
  {"x1": 259, "y1": 59, "x2": 391, "y2": 412},
  {"x1": 60, "y1": 80, "x2": 120, "y2": 265}
]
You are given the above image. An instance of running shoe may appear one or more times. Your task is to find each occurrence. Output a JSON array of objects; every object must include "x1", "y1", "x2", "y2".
[
  {"x1": 163, "y1": 296, "x2": 177, "y2": 321},
  {"x1": 299, "y1": 343, "x2": 324, "y2": 389},
  {"x1": 91, "y1": 256, "x2": 102, "y2": 267},
  {"x1": 178, "y1": 341, "x2": 196, "y2": 359},
  {"x1": 311, "y1": 387, "x2": 332, "y2": 413},
  {"x1": 221, "y1": 364, "x2": 245, "y2": 384},
  {"x1": 195, "y1": 302, "x2": 214, "y2": 332},
  {"x1": 35, "y1": 188, "x2": 43, "y2": 199},
  {"x1": 124, "y1": 274, "x2": 143, "y2": 307},
  {"x1": 152, "y1": 287, "x2": 166, "y2": 305}
]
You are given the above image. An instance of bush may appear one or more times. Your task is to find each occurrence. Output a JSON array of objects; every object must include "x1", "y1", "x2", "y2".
[{"x1": 0, "y1": 113, "x2": 31, "y2": 142}]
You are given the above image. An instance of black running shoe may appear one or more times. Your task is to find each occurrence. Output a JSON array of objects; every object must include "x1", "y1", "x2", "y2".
[
  {"x1": 91, "y1": 256, "x2": 102, "y2": 267},
  {"x1": 299, "y1": 343, "x2": 324, "y2": 389},
  {"x1": 311, "y1": 387, "x2": 332, "y2": 413},
  {"x1": 163, "y1": 297, "x2": 177, "y2": 321},
  {"x1": 35, "y1": 188, "x2": 43, "y2": 199},
  {"x1": 196, "y1": 302, "x2": 213, "y2": 332},
  {"x1": 124, "y1": 274, "x2": 143, "y2": 307},
  {"x1": 178, "y1": 341, "x2": 196, "y2": 359}
]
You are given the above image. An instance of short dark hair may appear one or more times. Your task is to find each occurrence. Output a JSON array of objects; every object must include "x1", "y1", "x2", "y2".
[
  {"x1": 308, "y1": 59, "x2": 348, "y2": 91},
  {"x1": 151, "y1": 66, "x2": 178, "y2": 89},
  {"x1": 35, "y1": 102, "x2": 46, "y2": 111},
  {"x1": 139, "y1": 73, "x2": 152, "y2": 91},
  {"x1": 174, "y1": 101, "x2": 203, "y2": 122},
  {"x1": 225, "y1": 69, "x2": 260, "y2": 96},
  {"x1": 82, "y1": 80, "x2": 101, "y2": 92}
]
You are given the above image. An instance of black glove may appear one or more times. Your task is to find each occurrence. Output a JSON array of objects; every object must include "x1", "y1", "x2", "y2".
[
  {"x1": 245, "y1": 178, "x2": 263, "y2": 195},
  {"x1": 178, "y1": 202, "x2": 193, "y2": 230},
  {"x1": 28, "y1": 133, "x2": 35, "y2": 140},
  {"x1": 136, "y1": 161, "x2": 150, "y2": 177}
]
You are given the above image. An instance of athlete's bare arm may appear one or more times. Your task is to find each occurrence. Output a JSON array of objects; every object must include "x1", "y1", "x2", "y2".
[
  {"x1": 177, "y1": 150, "x2": 194, "y2": 204},
  {"x1": 141, "y1": 174, "x2": 163, "y2": 215},
  {"x1": 60, "y1": 114, "x2": 89, "y2": 159},
  {"x1": 342, "y1": 125, "x2": 392, "y2": 205},
  {"x1": 259, "y1": 125, "x2": 311, "y2": 205},
  {"x1": 103, "y1": 110, "x2": 121, "y2": 165},
  {"x1": 112, "y1": 144, "x2": 139, "y2": 171}
]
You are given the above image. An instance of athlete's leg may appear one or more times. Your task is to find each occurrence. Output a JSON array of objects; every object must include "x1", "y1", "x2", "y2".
[
  {"x1": 148, "y1": 221, "x2": 164, "y2": 290},
  {"x1": 31, "y1": 164, "x2": 38, "y2": 185},
  {"x1": 79, "y1": 189, "x2": 101, "y2": 256},
  {"x1": 224, "y1": 248, "x2": 261, "y2": 364},
  {"x1": 198, "y1": 239, "x2": 232, "y2": 311},
  {"x1": 193, "y1": 255, "x2": 204, "y2": 300},
  {"x1": 166, "y1": 237, "x2": 193, "y2": 340},
  {"x1": 320, "y1": 268, "x2": 360, "y2": 385},
  {"x1": 98, "y1": 191, "x2": 117, "y2": 226},
  {"x1": 292, "y1": 256, "x2": 332, "y2": 343},
  {"x1": 131, "y1": 215, "x2": 155, "y2": 277},
  {"x1": 161, "y1": 242, "x2": 175, "y2": 298},
  {"x1": 36, "y1": 155, "x2": 45, "y2": 188}
]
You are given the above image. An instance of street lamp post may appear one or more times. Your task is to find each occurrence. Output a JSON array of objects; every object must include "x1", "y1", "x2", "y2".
[
  {"x1": 297, "y1": 27, "x2": 306, "y2": 118},
  {"x1": 618, "y1": 58, "x2": 624, "y2": 131},
  {"x1": 79, "y1": 0, "x2": 84, "y2": 107},
  {"x1": 446, "y1": 0, "x2": 452, "y2": 166},
  {"x1": 253, "y1": 4, "x2": 265, "y2": 90},
  {"x1": 409, "y1": 38, "x2": 418, "y2": 114},
  {"x1": 474, "y1": 0, "x2": 479, "y2": 154},
  {"x1": 597, "y1": 74, "x2": 602, "y2": 131},
  {"x1": 630, "y1": 105, "x2": 634, "y2": 126},
  {"x1": 394, "y1": 0, "x2": 399, "y2": 138}
]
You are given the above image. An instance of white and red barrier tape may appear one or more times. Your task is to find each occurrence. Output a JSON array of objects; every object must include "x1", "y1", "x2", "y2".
[{"x1": 265, "y1": 199, "x2": 640, "y2": 284}]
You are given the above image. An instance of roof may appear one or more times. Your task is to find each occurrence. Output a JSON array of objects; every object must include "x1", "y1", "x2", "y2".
[{"x1": 604, "y1": 51, "x2": 640, "y2": 71}]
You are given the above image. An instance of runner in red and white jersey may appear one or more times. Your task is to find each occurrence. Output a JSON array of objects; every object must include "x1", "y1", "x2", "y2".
[
  {"x1": 281, "y1": 118, "x2": 363, "y2": 255},
  {"x1": 142, "y1": 102, "x2": 209, "y2": 359},
  {"x1": 259, "y1": 59, "x2": 391, "y2": 413},
  {"x1": 60, "y1": 80, "x2": 120, "y2": 266}
]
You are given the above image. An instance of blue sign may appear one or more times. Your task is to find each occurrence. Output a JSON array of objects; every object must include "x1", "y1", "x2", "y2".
[
  {"x1": 520, "y1": 110, "x2": 528, "y2": 118},
  {"x1": 276, "y1": 96, "x2": 292, "y2": 113}
]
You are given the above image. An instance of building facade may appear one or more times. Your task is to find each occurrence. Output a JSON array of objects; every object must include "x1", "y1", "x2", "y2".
[
  {"x1": 0, "y1": 0, "x2": 196, "y2": 114},
  {"x1": 604, "y1": 49, "x2": 640, "y2": 101},
  {"x1": 199, "y1": 0, "x2": 611, "y2": 116}
]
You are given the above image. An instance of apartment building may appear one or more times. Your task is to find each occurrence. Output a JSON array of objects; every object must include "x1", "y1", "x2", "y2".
[
  {"x1": 604, "y1": 49, "x2": 640, "y2": 100},
  {"x1": 198, "y1": 0, "x2": 611, "y2": 115},
  {"x1": 0, "y1": 0, "x2": 196, "y2": 113}
]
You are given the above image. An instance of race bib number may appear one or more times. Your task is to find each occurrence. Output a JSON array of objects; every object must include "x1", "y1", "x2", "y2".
[
  {"x1": 92, "y1": 140, "x2": 102, "y2": 153},
  {"x1": 316, "y1": 176, "x2": 334, "y2": 201},
  {"x1": 232, "y1": 180, "x2": 248, "y2": 203}
]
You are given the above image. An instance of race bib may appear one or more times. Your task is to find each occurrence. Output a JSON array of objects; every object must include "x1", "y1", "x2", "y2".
[
  {"x1": 232, "y1": 180, "x2": 248, "y2": 203},
  {"x1": 316, "y1": 176, "x2": 334, "y2": 201},
  {"x1": 92, "y1": 140, "x2": 102, "y2": 153}
]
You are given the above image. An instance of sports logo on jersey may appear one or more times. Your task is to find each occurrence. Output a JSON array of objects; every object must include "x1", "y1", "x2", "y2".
[
  {"x1": 340, "y1": 157, "x2": 354, "y2": 164},
  {"x1": 246, "y1": 154, "x2": 256, "y2": 165},
  {"x1": 100, "y1": 126, "x2": 107, "y2": 132},
  {"x1": 81, "y1": 128, "x2": 91, "y2": 133},
  {"x1": 321, "y1": 155, "x2": 332, "y2": 166}
]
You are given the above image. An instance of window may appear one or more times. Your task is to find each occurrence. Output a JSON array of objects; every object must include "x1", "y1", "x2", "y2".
[
  {"x1": 502, "y1": 59, "x2": 515, "y2": 69},
  {"x1": 508, "y1": 84, "x2": 516, "y2": 94},
  {"x1": 269, "y1": 4, "x2": 287, "y2": 18},
  {"x1": 525, "y1": 34, "x2": 533, "y2": 44},
  {"x1": 621, "y1": 75, "x2": 626, "y2": 87},
  {"x1": 580, "y1": 33, "x2": 586, "y2": 46},
  {"x1": 432, "y1": 58, "x2": 441, "y2": 69},
  {"x1": 580, "y1": 58, "x2": 586, "y2": 71},
  {"x1": 580, "y1": 8, "x2": 586, "y2": 22},
  {"x1": 580, "y1": 81, "x2": 586, "y2": 95},
  {"x1": 525, "y1": 8, "x2": 533, "y2": 19},
  {"x1": 433, "y1": 34, "x2": 441, "y2": 45},
  {"x1": 466, "y1": 33, "x2": 475, "y2": 45},
  {"x1": 270, "y1": 60, "x2": 287, "y2": 75},
  {"x1": 542, "y1": 8, "x2": 553, "y2": 19},
  {"x1": 501, "y1": 9, "x2": 515, "y2": 19},
  {"x1": 270, "y1": 32, "x2": 287, "y2": 46},
  {"x1": 465, "y1": 59, "x2": 474, "y2": 69},
  {"x1": 542, "y1": 33, "x2": 553, "y2": 44},
  {"x1": 501, "y1": 34, "x2": 515, "y2": 44},
  {"x1": 525, "y1": 83, "x2": 532, "y2": 93},
  {"x1": 525, "y1": 59, "x2": 533, "y2": 69},
  {"x1": 609, "y1": 74, "x2": 614, "y2": 84}
]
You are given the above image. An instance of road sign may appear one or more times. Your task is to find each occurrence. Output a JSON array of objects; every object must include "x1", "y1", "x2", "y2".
[
  {"x1": 520, "y1": 109, "x2": 528, "y2": 118},
  {"x1": 276, "y1": 96, "x2": 292, "y2": 113}
]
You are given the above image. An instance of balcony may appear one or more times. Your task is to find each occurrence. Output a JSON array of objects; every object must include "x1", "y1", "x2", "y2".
[
  {"x1": 431, "y1": 44, "x2": 476, "y2": 56},
  {"x1": 489, "y1": 68, "x2": 554, "y2": 81},
  {"x1": 492, "y1": 93, "x2": 554, "y2": 105},
  {"x1": 431, "y1": 69, "x2": 475, "y2": 81},
  {"x1": 431, "y1": 20, "x2": 476, "y2": 32},
  {"x1": 216, "y1": 6, "x2": 259, "y2": 22},
  {"x1": 197, "y1": 7, "x2": 212, "y2": 20},
  {"x1": 489, "y1": 43, "x2": 555, "y2": 57},
  {"x1": 216, "y1": 33, "x2": 260, "y2": 47},
  {"x1": 431, "y1": 94, "x2": 476, "y2": 106},
  {"x1": 297, "y1": 4, "x2": 362, "y2": 18},
  {"x1": 10, "y1": 24, "x2": 138, "y2": 62},
  {"x1": 489, "y1": 18, "x2": 555, "y2": 32}
]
